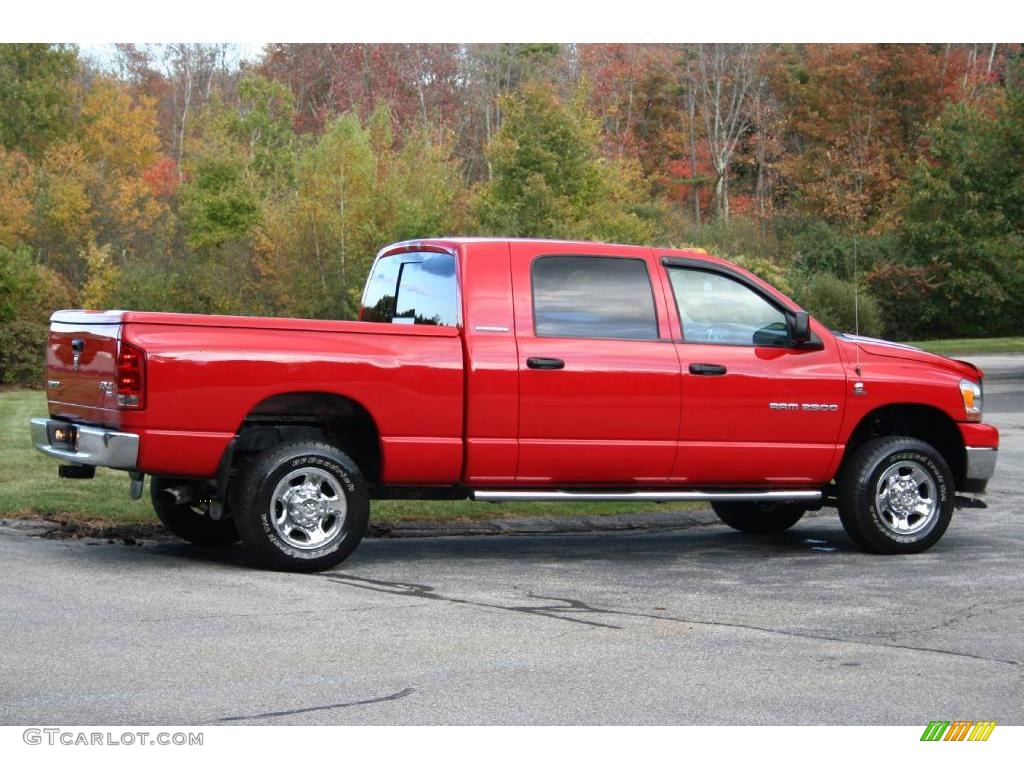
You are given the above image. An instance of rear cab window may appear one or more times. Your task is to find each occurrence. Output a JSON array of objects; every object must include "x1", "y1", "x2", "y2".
[
  {"x1": 360, "y1": 251, "x2": 459, "y2": 326},
  {"x1": 531, "y1": 255, "x2": 659, "y2": 340}
]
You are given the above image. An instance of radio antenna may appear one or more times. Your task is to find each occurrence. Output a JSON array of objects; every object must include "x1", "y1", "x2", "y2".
[{"x1": 853, "y1": 233, "x2": 862, "y2": 377}]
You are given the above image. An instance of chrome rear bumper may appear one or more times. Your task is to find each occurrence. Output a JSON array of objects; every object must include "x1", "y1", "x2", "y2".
[{"x1": 30, "y1": 418, "x2": 139, "y2": 470}]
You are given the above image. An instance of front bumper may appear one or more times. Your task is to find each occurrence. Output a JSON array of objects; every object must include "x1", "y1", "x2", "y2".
[
  {"x1": 963, "y1": 446, "x2": 997, "y2": 494},
  {"x1": 30, "y1": 418, "x2": 139, "y2": 470}
]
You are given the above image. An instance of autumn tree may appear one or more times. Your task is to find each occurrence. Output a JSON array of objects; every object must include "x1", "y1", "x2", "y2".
[
  {"x1": 163, "y1": 44, "x2": 238, "y2": 170},
  {"x1": 694, "y1": 44, "x2": 762, "y2": 221},
  {"x1": 3, "y1": 40, "x2": 1023, "y2": 346},
  {"x1": 258, "y1": 112, "x2": 377, "y2": 318},
  {"x1": 79, "y1": 78, "x2": 168, "y2": 252},
  {"x1": 774, "y1": 44, "x2": 962, "y2": 228},
  {"x1": 261, "y1": 44, "x2": 462, "y2": 134},
  {"x1": 0, "y1": 149, "x2": 35, "y2": 248},
  {"x1": 33, "y1": 141, "x2": 94, "y2": 281}
]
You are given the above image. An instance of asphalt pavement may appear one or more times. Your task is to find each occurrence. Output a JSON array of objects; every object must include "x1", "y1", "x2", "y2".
[{"x1": 0, "y1": 354, "x2": 1021, "y2": 725}]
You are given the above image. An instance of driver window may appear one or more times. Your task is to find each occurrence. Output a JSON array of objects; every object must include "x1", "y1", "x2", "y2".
[{"x1": 667, "y1": 267, "x2": 788, "y2": 346}]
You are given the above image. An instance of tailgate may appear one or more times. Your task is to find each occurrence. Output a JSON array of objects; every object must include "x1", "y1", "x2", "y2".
[{"x1": 46, "y1": 310, "x2": 124, "y2": 425}]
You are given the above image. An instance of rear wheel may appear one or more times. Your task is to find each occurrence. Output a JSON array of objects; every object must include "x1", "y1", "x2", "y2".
[
  {"x1": 711, "y1": 501, "x2": 806, "y2": 533},
  {"x1": 233, "y1": 441, "x2": 369, "y2": 572},
  {"x1": 151, "y1": 477, "x2": 240, "y2": 545},
  {"x1": 837, "y1": 437, "x2": 954, "y2": 554}
]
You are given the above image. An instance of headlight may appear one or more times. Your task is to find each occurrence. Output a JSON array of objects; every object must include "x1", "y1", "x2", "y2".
[{"x1": 960, "y1": 379, "x2": 983, "y2": 421}]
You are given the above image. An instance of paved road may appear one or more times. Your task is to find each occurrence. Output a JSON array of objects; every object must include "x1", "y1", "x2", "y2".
[{"x1": 0, "y1": 356, "x2": 1021, "y2": 725}]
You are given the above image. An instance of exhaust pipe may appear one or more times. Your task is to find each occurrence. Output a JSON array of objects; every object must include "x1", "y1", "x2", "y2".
[{"x1": 159, "y1": 486, "x2": 196, "y2": 507}]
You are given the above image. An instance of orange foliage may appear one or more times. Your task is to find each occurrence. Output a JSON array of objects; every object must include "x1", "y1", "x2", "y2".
[{"x1": 0, "y1": 148, "x2": 35, "y2": 248}]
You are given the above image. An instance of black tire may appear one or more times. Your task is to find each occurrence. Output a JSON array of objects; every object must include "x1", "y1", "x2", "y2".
[
  {"x1": 151, "y1": 477, "x2": 240, "y2": 545},
  {"x1": 837, "y1": 437, "x2": 954, "y2": 554},
  {"x1": 233, "y1": 441, "x2": 369, "y2": 572},
  {"x1": 711, "y1": 501, "x2": 806, "y2": 533}
]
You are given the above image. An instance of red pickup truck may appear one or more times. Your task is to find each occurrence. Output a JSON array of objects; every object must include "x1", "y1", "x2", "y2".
[{"x1": 31, "y1": 238, "x2": 999, "y2": 571}]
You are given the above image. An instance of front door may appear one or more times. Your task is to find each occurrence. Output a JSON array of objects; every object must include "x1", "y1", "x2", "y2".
[{"x1": 662, "y1": 261, "x2": 846, "y2": 485}]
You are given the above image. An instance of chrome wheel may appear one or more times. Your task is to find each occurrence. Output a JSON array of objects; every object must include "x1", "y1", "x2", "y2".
[
  {"x1": 874, "y1": 460, "x2": 938, "y2": 536},
  {"x1": 270, "y1": 467, "x2": 348, "y2": 550}
]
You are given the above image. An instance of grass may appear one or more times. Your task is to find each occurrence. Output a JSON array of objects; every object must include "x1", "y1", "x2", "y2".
[
  {"x1": 1, "y1": 389, "x2": 681, "y2": 527},
  {"x1": 1, "y1": 390, "x2": 155, "y2": 524},
  {"x1": 910, "y1": 337, "x2": 1024, "y2": 356}
]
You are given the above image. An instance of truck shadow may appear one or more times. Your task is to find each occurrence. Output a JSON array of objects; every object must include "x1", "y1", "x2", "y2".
[{"x1": 149, "y1": 520, "x2": 863, "y2": 571}]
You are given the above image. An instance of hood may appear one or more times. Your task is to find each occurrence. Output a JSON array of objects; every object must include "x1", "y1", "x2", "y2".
[{"x1": 836, "y1": 334, "x2": 982, "y2": 380}]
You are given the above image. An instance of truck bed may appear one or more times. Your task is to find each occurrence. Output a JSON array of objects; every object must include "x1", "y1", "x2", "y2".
[{"x1": 46, "y1": 309, "x2": 465, "y2": 483}]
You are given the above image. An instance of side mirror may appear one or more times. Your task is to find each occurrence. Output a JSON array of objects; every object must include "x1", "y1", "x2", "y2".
[{"x1": 788, "y1": 310, "x2": 812, "y2": 345}]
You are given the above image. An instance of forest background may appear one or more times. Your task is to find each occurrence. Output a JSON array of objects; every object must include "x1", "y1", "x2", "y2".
[{"x1": 2, "y1": 42, "x2": 1022, "y2": 385}]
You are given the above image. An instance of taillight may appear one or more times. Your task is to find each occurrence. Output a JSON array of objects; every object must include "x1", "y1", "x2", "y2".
[{"x1": 116, "y1": 340, "x2": 146, "y2": 409}]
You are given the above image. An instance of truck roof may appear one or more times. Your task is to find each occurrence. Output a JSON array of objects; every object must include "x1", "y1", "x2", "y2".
[{"x1": 379, "y1": 237, "x2": 711, "y2": 258}]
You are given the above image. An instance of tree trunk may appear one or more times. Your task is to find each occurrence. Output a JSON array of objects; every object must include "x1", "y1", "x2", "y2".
[
  {"x1": 685, "y1": 61, "x2": 701, "y2": 228},
  {"x1": 695, "y1": 44, "x2": 758, "y2": 223},
  {"x1": 713, "y1": 166, "x2": 727, "y2": 220}
]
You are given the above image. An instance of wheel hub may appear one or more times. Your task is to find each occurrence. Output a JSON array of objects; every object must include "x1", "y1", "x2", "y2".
[
  {"x1": 284, "y1": 487, "x2": 328, "y2": 529},
  {"x1": 888, "y1": 477, "x2": 920, "y2": 518},
  {"x1": 874, "y1": 460, "x2": 939, "y2": 536},
  {"x1": 270, "y1": 467, "x2": 348, "y2": 550}
]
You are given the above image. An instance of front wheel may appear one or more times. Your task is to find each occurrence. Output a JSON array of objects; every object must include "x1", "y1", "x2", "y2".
[
  {"x1": 711, "y1": 501, "x2": 806, "y2": 533},
  {"x1": 233, "y1": 441, "x2": 369, "y2": 572},
  {"x1": 837, "y1": 437, "x2": 954, "y2": 554}
]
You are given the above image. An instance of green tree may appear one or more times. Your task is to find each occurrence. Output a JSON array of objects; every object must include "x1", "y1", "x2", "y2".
[
  {"x1": 0, "y1": 245, "x2": 77, "y2": 386},
  {"x1": 180, "y1": 147, "x2": 259, "y2": 253},
  {"x1": 229, "y1": 75, "x2": 297, "y2": 196},
  {"x1": 896, "y1": 86, "x2": 1024, "y2": 337},
  {"x1": 792, "y1": 272, "x2": 883, "y2": 338},
  {"x1": 473, "y1": 85, "x2": 656, "y2": 243},
  {"x1": 258, "y1": 110, "x2": 384, "y2": 319},
  {"x1": 0, "y1": 44, "x2": 79, "y2": 157},
  {"x1": 255, "y1": 107, "x2": 463, "y2": 319},
  {"x1": 171, "y1": 79, "x2": 301, "y2": 315},
  {"x1": 373, "y1": 116, "x2": 462, "y2": 243}
]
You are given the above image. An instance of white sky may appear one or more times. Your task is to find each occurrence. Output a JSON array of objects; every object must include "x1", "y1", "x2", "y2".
[
  {"x1": 76, "y1": 43, "x2": 267, "y2": 73},
  {"x1": 5, "y1": 0, "x2": 1023, "y2": 43}
]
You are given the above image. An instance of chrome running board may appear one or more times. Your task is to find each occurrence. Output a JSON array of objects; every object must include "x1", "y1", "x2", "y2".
[{"x1": 470, "y1": 489, "x2": 822, "y2": 503}]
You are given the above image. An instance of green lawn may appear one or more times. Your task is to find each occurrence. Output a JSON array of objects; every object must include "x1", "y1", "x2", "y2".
[
  {"x1": 911, "y1": 337, "x2": 1024, "y2": 356},
  {"x1": 1, "y1": 389, "x2": 679, "y2": 527}
]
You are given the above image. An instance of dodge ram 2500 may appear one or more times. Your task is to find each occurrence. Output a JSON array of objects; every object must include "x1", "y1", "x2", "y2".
[{"x1": 31, "y1": 238, "x2": 999, "y2": 571}]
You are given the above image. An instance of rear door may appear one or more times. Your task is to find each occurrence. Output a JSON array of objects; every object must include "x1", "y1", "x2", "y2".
[{"x1": 511, "y1": 243, "x2": 681, "y2": 484}]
